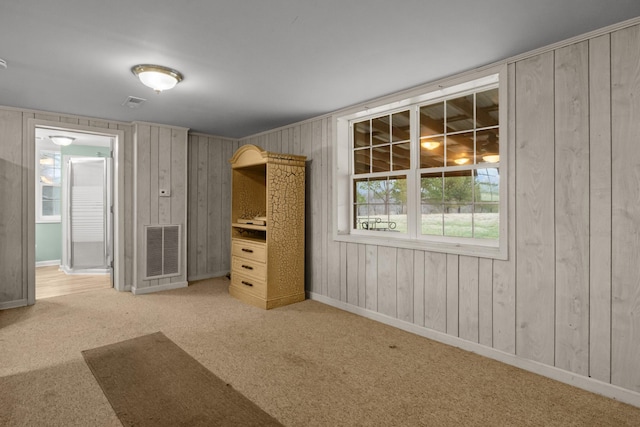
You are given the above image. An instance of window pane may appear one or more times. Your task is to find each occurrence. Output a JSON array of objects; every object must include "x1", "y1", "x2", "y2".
[
  {"x1": 371, "y1": 145, "x2": 391, "y2": 173},
  {"x1": 42, "y1": 185, "x2": 61, "y2": 217},
  {"x1": 420, "y1": 102, "x2": 445, "y2": 136},
  {"x1": 354, "y1": 148, "x2": 370, "y2": 174},
  {"x1": 443, "y1": 171, "x2": 473, "y2": 204},
  {"x1": 354, "y1": 121, "x2": 370, "y2": 148},
  {"x1": 391, "y1": 110, "x2": 410, "y2": 142},
  {"x1": 420, "y1": 138, "x2": 444, "y2": 168},
  {"x1": 39, "y1": 151, "x2": 61, "y2": 185},
  {"x1": 476, "y1": 88, "x2": 499, "y2": 128},
  {"x1": 477, "y1": 128, "x2": 499, "y2": 164},
  {"x1": 372, "y1": 116, "x2": 390, "y2": 146},
  {"x1": 474, "y1": 204, "x2": 499, "y2": 239},
  {"x1": 420, "y1": 172, "x2": 443, "y2": 203},
  {"x1": 444, "y1": 205, "x2": 473, "y2": 237},
  {"x1": 421, "y1": 204, "x2": 444, "y2": 236},
  {"x1": 474, "y1": 168, "x2": 500, "y2": 202},
  {"x1": 446, "y1": 132, "x2": 474, "y2": 167},
  {"x1": 353, "y1": 176, "x2": 407, "y2": 233},
  {"x1": 392, "y1": 142, "x2": 410, "y2": 171},
  {"x1": 446, "y1": 94, "x2": 474, "y2": 132}
]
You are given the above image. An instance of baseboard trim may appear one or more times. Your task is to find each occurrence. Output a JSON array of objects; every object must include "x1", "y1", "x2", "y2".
[
  {"x1": 308, "y1": 292, "x2": 640, "y2": 409},
  {"x1": 35, "y1": 260, "x2": 60, "y2": 267},
  {"x1": 132, "y1": 281, "x2": 188, "y2": 295},
  {"x1": 0, "y1": 299, "x2": 28, "y2": 310},
  {"x1": 187, "y1": 271, "x2": 230, "y2": 282}
]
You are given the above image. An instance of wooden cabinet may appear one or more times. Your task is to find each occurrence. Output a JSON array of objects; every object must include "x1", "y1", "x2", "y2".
[{"x1": 229, "y1": 144, "x2": 306, "y2": 309}]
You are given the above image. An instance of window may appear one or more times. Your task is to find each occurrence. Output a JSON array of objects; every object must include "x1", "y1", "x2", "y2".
[
  {"x1": 37, "y1": 149, "x2": 62, "y2": 222},
  {"x1": 334, "y1": 68, "x2": 507, "y2": 259}
]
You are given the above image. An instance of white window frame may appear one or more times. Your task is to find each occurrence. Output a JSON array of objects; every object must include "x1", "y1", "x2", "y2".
[
  {"x1": 36, "y1": 144, "x2": 62, "y2": 223},
  {"x1": 333, "y1": 65, "x2": 508, "y2": 259}
]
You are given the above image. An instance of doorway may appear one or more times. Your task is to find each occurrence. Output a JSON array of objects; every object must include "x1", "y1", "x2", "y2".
[{"x1": 34, "y1": 126, "x2": 117, "y2": 299}]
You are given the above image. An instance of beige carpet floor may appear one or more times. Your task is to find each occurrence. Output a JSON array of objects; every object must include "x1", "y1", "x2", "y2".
[{"x1": 1, "y1": 277, "x2": 640, "y2": 426}]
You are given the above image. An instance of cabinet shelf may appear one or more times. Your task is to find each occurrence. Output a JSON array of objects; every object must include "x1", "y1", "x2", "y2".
[{"x1": 232, "y1": 222, "x2": 267, "y2": 232}]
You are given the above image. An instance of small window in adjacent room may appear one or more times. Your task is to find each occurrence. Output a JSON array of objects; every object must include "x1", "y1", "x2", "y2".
[
  {"x1": 334, "y1": 67, "x2": 507, "y2": 259},
  {"x1": 36, "y1": 149, "x2": 62, "y2": 222}
]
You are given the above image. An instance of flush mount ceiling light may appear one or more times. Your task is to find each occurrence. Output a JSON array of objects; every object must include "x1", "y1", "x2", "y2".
[
  {"x1": 482, "y1": 154, "x2": 500, "y2": 163},
  {"x1": 131, "y1": 64, "x2": 183, "y2": 93},
  {"x1": 453, "y1": 157, "x2": 470, "y2": 165},
  {"x1": 49, "y1": 135, "x2": 75, "y2": 146}
]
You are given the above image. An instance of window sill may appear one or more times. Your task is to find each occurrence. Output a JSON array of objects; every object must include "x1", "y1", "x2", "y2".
[{"x1": 333, "y1": 231, "x2": 507, "y2": 260}]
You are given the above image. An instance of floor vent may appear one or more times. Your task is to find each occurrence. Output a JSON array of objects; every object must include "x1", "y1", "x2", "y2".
[{"x1": 145, "y1": 225, "x2": 180, "y2": 279}]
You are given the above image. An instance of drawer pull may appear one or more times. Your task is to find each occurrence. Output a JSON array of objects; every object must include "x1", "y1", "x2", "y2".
[
  {"x1": 241, "y1": 248, "x2": 254, "y2": 253},
  {"x1": 241, "y1": 280, "x2": 253, "y2": 287},
  {"x1": 241, "y1": 265, "x2": 254, "y2": 270}
]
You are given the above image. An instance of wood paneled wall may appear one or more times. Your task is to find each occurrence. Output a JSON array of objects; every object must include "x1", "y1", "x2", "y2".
[
  {"x1": 0, "y1": 109, "x2": 134, "y2": 308},
  {"x1": 186, "y1": 134, "x2": 238, "y2": 280},
  {"x1": 203, "y1": 23, "x2": 638, "y2": 396},
  {"x1": 132, "y1": 123, "x2": 188, "y2": 292}
]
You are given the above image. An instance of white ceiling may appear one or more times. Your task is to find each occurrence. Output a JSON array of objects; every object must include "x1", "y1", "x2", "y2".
[{"x1": 2, "y1": 1, "x2": 640, "y2": 139}]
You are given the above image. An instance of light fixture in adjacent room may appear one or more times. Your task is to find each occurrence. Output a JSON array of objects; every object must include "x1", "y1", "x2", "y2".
[
  {"x1": 420, "y1": 140, "x2": 441, "y2": 150},
  {"x1": 482, "y1": 154, "x2": 500, "y2": 163},
  {"x1": 454, "y1": 157, "x2": 470, "y2": 165},
  {"x1": 49, "y1": 135, "x2": 75, "y2": 146},
  {"x1": 131, "y1": 64, "x2": 183, "y2": 93}
]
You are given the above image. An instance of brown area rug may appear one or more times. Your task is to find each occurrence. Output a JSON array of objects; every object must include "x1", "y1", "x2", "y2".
[{"x1": 82, "y1": 332, "x2": 282, "y2": 427}]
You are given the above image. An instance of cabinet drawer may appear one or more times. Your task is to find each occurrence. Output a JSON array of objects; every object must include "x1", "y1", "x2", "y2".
[
  {"x1": 231, "y1": 272, "x2": 267, "y2": 298},
  {"x1": 232, "y1": 239, "x2": 266, "y2": 262},
  {"x1": 232, "y1": 256, "x2": 267, "y2": 281}
]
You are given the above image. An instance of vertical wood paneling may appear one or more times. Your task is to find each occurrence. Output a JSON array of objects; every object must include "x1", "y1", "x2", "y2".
[
  {"x1": 446, "y1": 254, "x2": 459, "y2": 336},
  {"x1": 209, "y1": 137, "x2": 222, "y2": 273},
  {"x1": 149, "y1": 126, "x2": 160, "y2": 226},
  {"x1": 515, "y1": 51, "x2": 556, "y2": 365},
  {"x1": 321, "y1": 120, "x2": 330, "y2": 297},
  {"x1": 396, "y1": 248, "x2": 414, "y2": 322},
  {"x1": 554, "y1": 41, "x2": 590, "y2": 376},
  {"x1": 478, "y1": 259, "x2": 493, "y2": 347},
  {"x1": 339, "y1": 242, "x2": 347, "y2": 301},
  {"x1": 346, "y1": 242, "x2": 359, "y2": 305},
  {"x1": 169, "y1": 128, "x2": 187, "y2": 284},
  {"x1": 413, "y1": 250, "x2": 425, "y2": 327},
  {"x1": 492, "y1": 62, "x2": 517, "y2": 354},
  {"x1": 221, "y1": 139, "x2": 235, "y2": 273},
  {"x1": 611, "y1": 24, "x2": 640, "y2": 392},
  {"x1": 135, "y1": 124, "x2": 152, "y2": 287},
  {"x1": 357, "y1": 244, "x2": 366, "y2": 308},
  {"x1": 24, "y1": 113, "x2": 36, "y2": 303},
  {"x1": 459, "y1": 256, "x2": 479, "y2": 343},
  {"x1": 588, "y1": 34, "x2": 612, "y2": 384},
  {"x1": 120, "y1": 123, "x2": 135, "y2": 288},
  {"x1": 0, "y1": 109, "x2": 24, "y2": 304},
  {"x1": 378, "y1": 246, "x2": 397, "y2": 317},
  {"x1": 365, "y1": 245, "x2": 378, "y2": 311},
  {"x1": 187, "y1": 135, "x2": 198, "y2": 278},
  {"x1": 196, "y1": 137, "x2": 208, "y2": 276},
  {"x1": 424, "y1": 252, "x2": 447, "y2": 332},
  {"x1": 310, "y1": 121, "x2": 323, "y2": 295}
]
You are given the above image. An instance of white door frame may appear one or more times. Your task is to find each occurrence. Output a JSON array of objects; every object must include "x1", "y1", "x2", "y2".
[{"x1": 28, "y1": 119, "x2": 126, "y2": 303}]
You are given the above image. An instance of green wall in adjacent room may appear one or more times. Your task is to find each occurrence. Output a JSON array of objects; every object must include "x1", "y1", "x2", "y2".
[
  {"x1": 36, "y1": 222, "x2": 62, "y2": 262},
  {"x1": 35, "y1": 144, "x2": 110, "y2": 264}
]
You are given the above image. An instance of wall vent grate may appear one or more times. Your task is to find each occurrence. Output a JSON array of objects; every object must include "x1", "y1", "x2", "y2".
[{"x1": 145, "y1": 225, "x2": 180, "y2": 279}]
